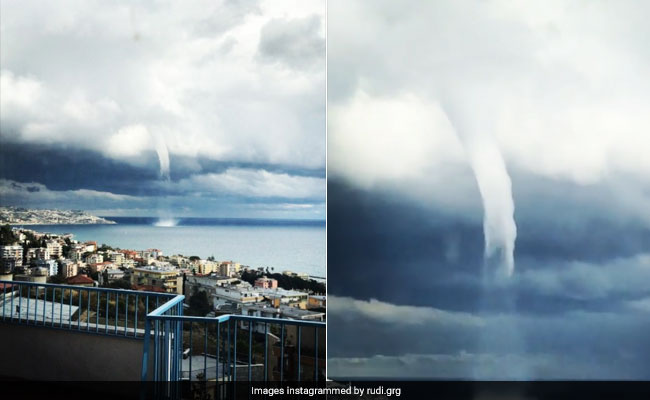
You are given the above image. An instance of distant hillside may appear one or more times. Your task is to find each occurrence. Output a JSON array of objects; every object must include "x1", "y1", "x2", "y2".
[{"x1": 0, "y1": 206, "x2": 116, "y2": 225}]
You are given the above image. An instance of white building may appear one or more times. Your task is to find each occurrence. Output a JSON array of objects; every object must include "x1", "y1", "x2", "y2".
[
  {"x1": 25, "y1": 247, "x2": 50, "y2": 263},
  {"x1": 85, "y1": 253, "x2": 103, "y2": 264},
  {"x1": 108, "y1": 251, "x2": 125, "y2": 265},
  {"x1": 219, "y1": 261, "x2": 240, "y2": 277},
  {"x1": 45, "y1": 240, "x2": 62, "y2": 258},
  {"x1": 0, "y1": 244, "x2": 23, "y2": 267},
  {"x1": 34, "y1": 259, "x2": 58, "y2": 276},
  {"x1": 60, "y1": 260, "x2": 79, "y2": 278}
]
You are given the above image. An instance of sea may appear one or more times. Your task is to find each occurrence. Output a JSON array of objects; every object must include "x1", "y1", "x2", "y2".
[{"x1": 20, "y1": 217, "x2": 325, "y2": 278}]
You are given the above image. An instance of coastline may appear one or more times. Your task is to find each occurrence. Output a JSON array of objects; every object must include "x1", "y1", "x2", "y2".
[
  {"x1": 15, "y1": 222, "x2": 326, "y2": 278},
  {"x1": 9, "y1": 221, "x2": 117, "y2": 226}
]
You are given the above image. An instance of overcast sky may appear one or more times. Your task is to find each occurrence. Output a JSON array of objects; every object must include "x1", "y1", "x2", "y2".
[
  {"x1": 328, "y1": 0, "x2": 650, "y2": 379},
  {"x1": 0, "y1": 0, "x2": 325, "y2": 219}
]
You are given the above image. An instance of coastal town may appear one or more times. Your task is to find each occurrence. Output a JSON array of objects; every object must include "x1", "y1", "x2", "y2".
[
  {"x1": 0, "y1": 206, "x2": 116, "y2": 225},
  {"x1": 0, "y1": 223, "x2": 326, "y2": 323}
]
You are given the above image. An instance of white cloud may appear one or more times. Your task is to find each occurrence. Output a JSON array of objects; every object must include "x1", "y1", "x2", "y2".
[
  {"x1": 328, "y1": 0, "x2": 650, "y2": 222},
  {"x1": 0, "y1": 0, "x2": 325, "y2": 169},
  {"x1": 328, "y1": 351, "x2": 613, "y2": 380},
  {"x1": 105, "y1": 124, "x2": 151, "y2": 158},
  {"x1": 626, "y1": 297, "x2": 650, "y2": 313},
  {"x1": 328, "y1": 91, "x2": 465, "y2": 187},
  {"x1": 0, "y1": 70, "x2": 43, "y2": 109},
  {"x1": 328, "y1": 296, "x2": 484, "y2": 328},
  {"x1": 518, "y1": 253, "x2": 650, "y2": 300},
  {"x1": 176, "y1": 168, "x2": 325, "y2": 199}
]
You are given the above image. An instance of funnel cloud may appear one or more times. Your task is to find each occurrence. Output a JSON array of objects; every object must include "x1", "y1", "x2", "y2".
[
  {"x1": 443, "y1": 100, "x2": 517, "y2": 278},
  {"x1": 153, "y1": 134, "x2": 170, "y2": 181}
]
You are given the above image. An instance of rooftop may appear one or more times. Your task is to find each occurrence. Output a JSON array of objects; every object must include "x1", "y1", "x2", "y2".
[{"x1": 134, "y1": 265, "x2": 178, "y2": 273}]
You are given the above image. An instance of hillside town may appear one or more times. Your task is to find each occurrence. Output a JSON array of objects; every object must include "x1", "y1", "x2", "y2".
[
  {"x1": 0, "y1": 206, "x2": 116, "y2": 225},
  {"x1": 0, "y1": 224, "x2": 326, "y2": 322}
]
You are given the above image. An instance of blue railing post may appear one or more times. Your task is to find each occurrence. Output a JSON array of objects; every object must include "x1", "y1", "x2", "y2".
[
  {"x1": 204, "y1": 322, "x2": 208, "y2": 380},
  {"x1": 50, "y1": 287, "x2": 54, "y2": 326},
  {"x1": 233, "y1": 321, "x2": 237, "y2": 382},
  {"x1": 248, "y1": 321, "x2": 253, "y2": 381},
  {"x1": 264, "y1": 322, "x2": 268, "y2": 382},
  {"x1": 280, "y1": 324, "x2": 285, "y2": 382},
  {"x1": 297, "y1": 326, "x2": 301, "y2": 381},
  {"x1": 26, "y1": 286, "x2": 30, "y2": 323},
  {"x1": 86, "y1": 289, "x2": 90, "y2": 331},
  {"x1": 154, "y1": 320, "x2": 160, "y2": 381},
  {"x1": 314, "y1": 327, "x2": 319, "y2": 381},
  {"x1": 10, "y1": 284, "x2": 14, "y2": 322},
  {"x1": 77, "y1": 289, "x2": 81, "y2": 330},
  {"x1": 125, "y1": 294, "x2": 129, "y2": 336},
  {"x1": 141, "y1": 317, "x2": 151, "y2": 381},
  {"x1": 2, "y1": 283, "x2": 6, "y2": 320},
  {"x1": 114, "y1": 293, "x2": 118, "y2": 334},
  {"x1": 105, "y1": 292, "x2": 109, "y2": 334},
  {"x1": 189, "y1": 322, "x2": 193, "y2": 381},
  {"x1": 96, "y1": 291, "x2": 100, "y2": 333}
]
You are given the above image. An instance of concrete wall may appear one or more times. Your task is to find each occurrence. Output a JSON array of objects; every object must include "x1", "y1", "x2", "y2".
[{"x1": 0, "y1": 322, "x2": 152, "y2": 381}]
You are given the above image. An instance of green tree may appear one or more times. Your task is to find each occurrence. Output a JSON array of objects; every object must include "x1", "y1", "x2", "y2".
[
  {"x1": 48, "y1": 275, "x2": 66, "y2": 284},
  {"x1": 108, "y1": 278, "x2": 132, "y2": 290},
  {"x1": 98, "y1": 243, "x2": 113, "y2": 252},
  {"x1": 62, "y1": 238, "x2": 72, "y2": 258},
  {"x1": 188, "y1": 287, "x2": 211, "y2": 316},
  {"x1": 0, "y1": 224, "x2": 18, "y2": 245}
]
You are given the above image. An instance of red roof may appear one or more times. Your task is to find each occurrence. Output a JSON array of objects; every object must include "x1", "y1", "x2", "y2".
[{"x1": 66, "y1": 274, "x2": 94, "y2": 285}]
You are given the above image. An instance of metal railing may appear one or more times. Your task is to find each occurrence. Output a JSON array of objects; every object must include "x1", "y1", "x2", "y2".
[
  {"x1": 0, "y1": 280, "x2": 326, "y2": 383},
  {"x1": 141, "y1": 309, "x2": 326, "y2": 383},
  {"x1": 0, "y1": 280, "x2": 174, "y2": 337}
]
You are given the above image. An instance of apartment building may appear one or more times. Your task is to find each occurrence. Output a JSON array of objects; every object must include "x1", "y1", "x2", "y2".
[
  {"x1": 131, "y1": 265, "x2": 182, "y2": 294},
  {"x1": 0, "y1": 244, "x2": 23, "y2": 267}
]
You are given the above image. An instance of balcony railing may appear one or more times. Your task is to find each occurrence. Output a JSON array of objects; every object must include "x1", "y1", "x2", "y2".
[
  {"x1": 0, "y1": 279, "x2": 174, "y2": 337},
  {"x1": 0, "y1": 279, "x2": 326, "y2": 384}
]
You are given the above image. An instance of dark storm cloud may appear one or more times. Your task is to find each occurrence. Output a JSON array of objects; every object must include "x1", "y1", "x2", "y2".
[
  {"x1": 328, "y1": 295, "x2": 650, "y2": 379},
  {"x1": 0, "y1": 141, "x2": 325, "y2": 195},
  {"x1": 328, "y1": 296, "x2": 650, "y2": 379},
  {"x1": 327, "y1": 179, "x2": 650, "y2": 312},
  {"x1": 0, "y1": 141, "x2": 159, "y2": 196},
  {"x1": 0, "y1": 138, "x2": 325, "y2": 217},
  {"x1": 327, "y1": 177, "x2": 650, "y2": 378}
]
